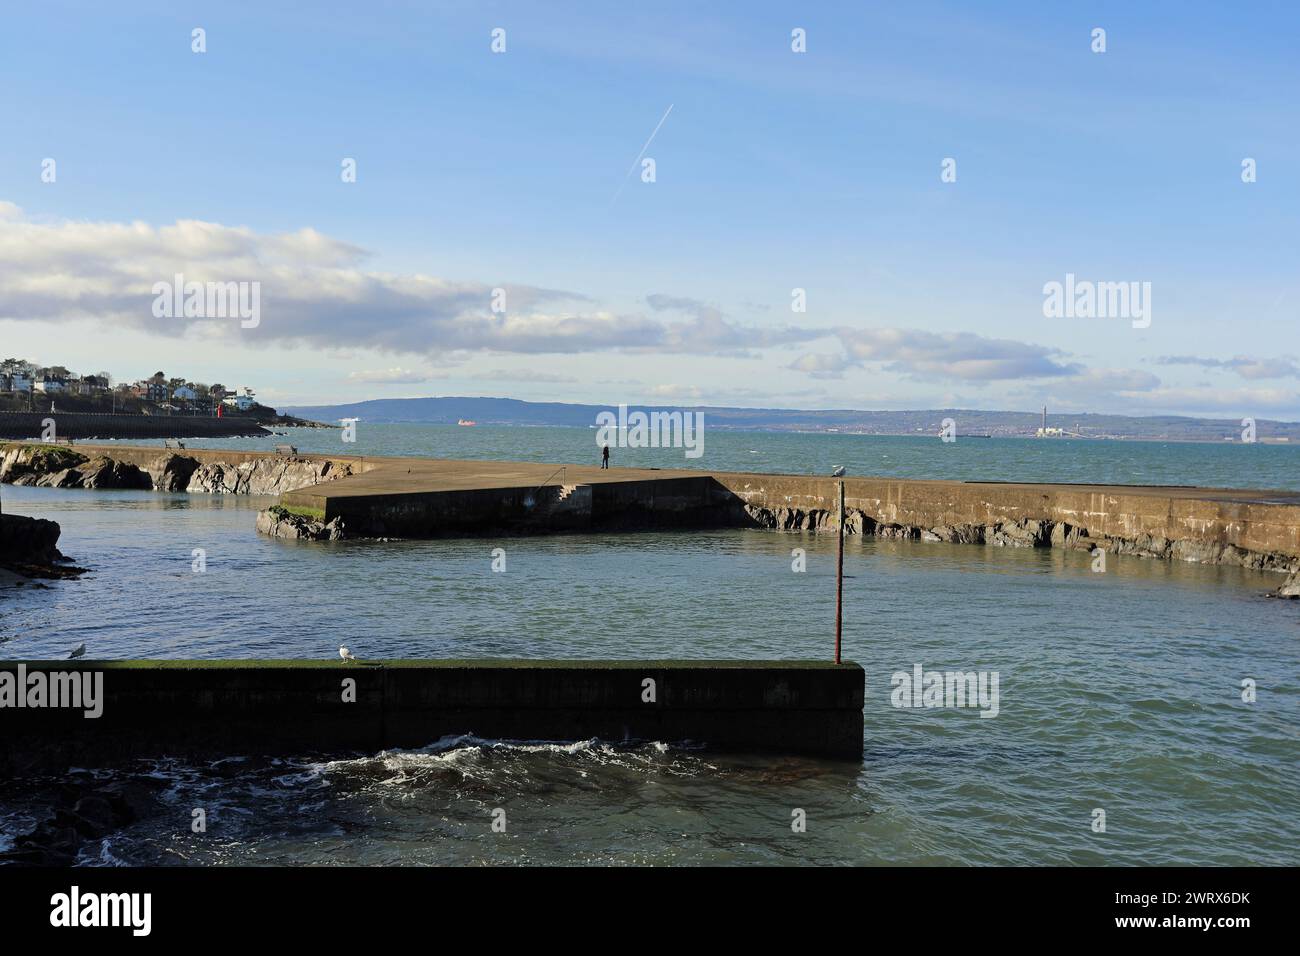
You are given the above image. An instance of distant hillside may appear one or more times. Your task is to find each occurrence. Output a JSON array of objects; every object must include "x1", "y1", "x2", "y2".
[{"x1": 280, "y1": 396, "x2": 1300, "y2": 441}]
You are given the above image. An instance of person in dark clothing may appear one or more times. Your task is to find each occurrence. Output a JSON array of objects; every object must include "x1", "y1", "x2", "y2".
[{"x1": 601, "y1": 445, "x2": 610, "y2": 468}]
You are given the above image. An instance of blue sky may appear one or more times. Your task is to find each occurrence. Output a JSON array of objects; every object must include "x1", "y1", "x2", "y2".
[{"x1": 1, "y1": 0, "x2": 1297, "y2": 416}]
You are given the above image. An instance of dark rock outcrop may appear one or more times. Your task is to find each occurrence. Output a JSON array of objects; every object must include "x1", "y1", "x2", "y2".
[
  {"x1": 1, "y1": 444, "x2": 355, "y2": 496},
  {"x1": 76, "y1": 455, "x2": 153, "y2": 490},
  {"x1": 986, "y1": 518, "x2": 1051, "y2": 548},
  {"x1": 1273, "y1": 570, "x2": 1300, "y2": 599},
  {"x1": 149, "y1": 452, "x2": 201, "y2": 491},
  {"x1": 0, "y1": 445, "x2": 86, "y2": 483},
  {"x1": 734, "y1": 501, "x2": 1300, "y2": 594},
  {"x1": 34, "y1": 467, "x2": 85, "y2": 488},
  {"x1": 0, "y1": 513, "x2": 63, "y2": 564},
  {"x1": 186, "y1": 457, "x2": 353, "y2": 495},
  {"x1": 0, "y1": 512, "x2": 86, "y2": 580},
  {"x1": 927, "y1": 524, "x2": 985, "y2": 544},
  {"x1": 256, "y1": 506, "x2": 347, "y2": 541},
  {"x1": 0, "y1": 779, "x2": 163, "y2": 866}
]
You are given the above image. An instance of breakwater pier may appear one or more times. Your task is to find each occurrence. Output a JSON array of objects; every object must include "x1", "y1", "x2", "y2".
[
  {"x1": 0, "y1": 659, "x2": 867, "y2": 770},
  {"x1": 6, "y1": 441, "x2": 1300, "y2": 580},
  {"x1": 271, "y1": 454, "x2": 1300, "y2": 575}
]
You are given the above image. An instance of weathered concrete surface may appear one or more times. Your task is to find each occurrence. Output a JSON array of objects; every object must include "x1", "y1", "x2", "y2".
[
  {"x1": 0, "y1": 659, "x2": 866, "y2": 770},
  {"x1": 1, "y1": 442, "x2": 372, "y2": 496},
  {"x1": 274, "y1": 455, "x2": 1300, "y2": 577},
  {"x1": 717, "y1": 474, "x2": 1300, "y2": 573}
]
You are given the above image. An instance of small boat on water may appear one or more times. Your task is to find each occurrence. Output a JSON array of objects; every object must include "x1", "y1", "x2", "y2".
[{"x1": 457, "y1": 419, "x2": 477, "y2": 426}]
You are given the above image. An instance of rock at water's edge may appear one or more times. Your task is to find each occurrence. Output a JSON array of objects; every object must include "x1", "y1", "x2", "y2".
[
  {"x1": 76, "y1": 456, "x2": 153, "y2": 490},
  {"x1": 0, "y1": 512, "x2": 62, "y2": 563},
  {"x1": 1273, "y1": 570, "x2": 1300, "y2": 598},
  {"x1": 256, "y1": 507, "x2": 347, "y2": 541},
  {"x1": 0, "y1": 512, "x2": 86, "y2": 580}
]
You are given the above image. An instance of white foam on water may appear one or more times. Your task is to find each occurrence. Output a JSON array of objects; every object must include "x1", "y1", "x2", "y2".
[{"x1": 311, "y1": 735, "x2": 704, "y2": 778}]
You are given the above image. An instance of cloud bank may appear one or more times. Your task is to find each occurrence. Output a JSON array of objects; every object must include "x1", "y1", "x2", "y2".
[{"x1": 0, "y1": 203, "x2": 816, "y2": 359}]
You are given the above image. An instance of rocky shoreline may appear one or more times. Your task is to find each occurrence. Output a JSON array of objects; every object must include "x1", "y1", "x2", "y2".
[
  {"x1": 0, "y1": 775, "x2": 166, "y2": 866},
  {"x1": 740, "y1": 502, "x2": 1300, "y2": 598},
  {"x1": 5, "y1": 442, "x2": 1299, "y2": 599},
  {"x1": 0, "y1": 512, "x2": 87, "y2": 582},
  {"x1": 0, "y1": 444, "x2": 356, "y2": 496},
  {"x1": 255, "y1": 506, "x2": 348, "y2": 541}
]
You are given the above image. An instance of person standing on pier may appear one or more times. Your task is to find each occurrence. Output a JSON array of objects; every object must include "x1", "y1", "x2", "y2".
[{"x1": 601, "y1": 444, "x2": 610, "y2": 469}]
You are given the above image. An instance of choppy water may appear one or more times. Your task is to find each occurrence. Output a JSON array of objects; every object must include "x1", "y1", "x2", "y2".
[{"x1": 1, "y1": 428, "x2": 1298, "y2": 865}]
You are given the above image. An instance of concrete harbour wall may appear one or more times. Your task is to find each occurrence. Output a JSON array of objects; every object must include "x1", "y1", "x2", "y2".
[
  {"x1": 0, "y1": 660, "x2": 867, "y2": 771},
  {"x1": 6, "y1": 440, "x2": 1300, "y2": 575},
  {"x1": 0, "y1": 411, "x2": 267, "y2": 440},
  {"x1": 284, "y1": 467, "x2": 1300, "y2": 573}
]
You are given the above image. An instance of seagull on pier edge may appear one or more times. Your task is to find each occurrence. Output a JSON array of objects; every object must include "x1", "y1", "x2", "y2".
[
  {"x1": 68, "y1": 643, "x2": 85, "y2": 660},
  {"x1": 831, "y1": 465, "x2": 846, "y2": 477},
  {"x1": 339, "y1": 645, "x2": 357, "y2": 663}
]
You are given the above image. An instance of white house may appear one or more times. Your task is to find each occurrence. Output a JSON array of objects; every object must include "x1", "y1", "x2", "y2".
[
  {"x1": 173, "y1": 385, "x2": 199, "y2": 402},
  {"x1": 35, "y1": 378, "x2": 68, "y2": 394},
  {"x1": 222, "y1": 386, "x2": 257, "y2": 411}
]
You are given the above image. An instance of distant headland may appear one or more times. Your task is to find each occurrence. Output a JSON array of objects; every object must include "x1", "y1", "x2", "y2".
[{"x1": 281, "y1": 396, "x2": 1300, "y2": 443}]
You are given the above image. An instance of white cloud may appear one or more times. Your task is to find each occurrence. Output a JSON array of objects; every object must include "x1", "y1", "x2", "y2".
[
  {"x1": 482, "y1": 369, "x2": 577, "y2": 383},
  {"x1": 646, "y1": 383, "x2": 706, "y2": 399},
  {"x1": 0, "y1": 203, "x2": 815, "y2": 359},
  {"x1": 787, "y1": 352, "x2": 851, "y2": 379},
  {"x1": 1154, "y1": 355, "x2": 1300, "y2": 380},
  {"x1": 834, "y1": 327, "x2": 1078, "y2": 381},
  {"x1": 347, "y1": 367, "x2": 447, "y2": 384}
]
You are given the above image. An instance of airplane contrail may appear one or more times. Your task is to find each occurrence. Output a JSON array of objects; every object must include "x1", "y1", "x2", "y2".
[{"x1": 610, "y1": 104, "x2": 674, "y2": 207}]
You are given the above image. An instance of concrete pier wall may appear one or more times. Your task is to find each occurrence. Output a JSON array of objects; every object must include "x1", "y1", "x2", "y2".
[
  {"x1": 284, "y1": 464, "x2": 1300, "y2": 572},
  {"x1": 0, "y1": 659, "x2": 866, "y2": 771},
  {"x1": 713, "y1": 475, "x2": 1300, "y2": 570},
  {"x1": 7, "y1": 440, "x2": 1299, "y2": 573}
]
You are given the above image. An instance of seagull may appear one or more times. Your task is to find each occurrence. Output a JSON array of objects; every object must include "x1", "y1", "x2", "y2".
[
  {"x1": 831, "y1": 465, "x2": 846, "y2": 477},
  {"x1": 339, "y1": 645, "x2": 357, "y2": 663},
  {"x1": 68, "y1": 643, "x2": 85, "y2": 660}
]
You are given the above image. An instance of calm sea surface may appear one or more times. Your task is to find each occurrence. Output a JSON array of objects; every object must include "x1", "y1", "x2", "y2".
[
  {"x1": 83, "y1": 422, "x2": 1300, "y2": 489},
  {"x1": 1, "y1": 427, "x2": 1297, "y2": 865}
]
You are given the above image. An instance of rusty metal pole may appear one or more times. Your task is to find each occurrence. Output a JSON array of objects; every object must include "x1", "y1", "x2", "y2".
[{"x1": 835, "y1": 479, "x2": 844, "y2": 664}]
